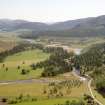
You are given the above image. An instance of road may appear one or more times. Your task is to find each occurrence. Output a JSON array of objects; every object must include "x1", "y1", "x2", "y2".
[
  {"x1": 0, "y1": 78, "x2": 61, "y2": 85},
  {"x1": 73, "y1": 69, "x2": 103, "y2": 105}
]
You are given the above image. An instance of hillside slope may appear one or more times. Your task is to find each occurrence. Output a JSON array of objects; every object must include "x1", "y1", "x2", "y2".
[{"x1": 0, "y1": 15, "x2": 105, "y2": 37}]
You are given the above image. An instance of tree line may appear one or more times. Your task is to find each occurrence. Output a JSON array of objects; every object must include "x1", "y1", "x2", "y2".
[{"x1": 0, "y1": 42, "x2": 44, "y2": 62}]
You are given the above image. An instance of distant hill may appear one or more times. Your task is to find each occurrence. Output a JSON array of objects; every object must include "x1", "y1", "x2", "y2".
[
  {"x1": 49, "y1": 15, "x2": 105, "y2": 30},
  {"x1": 0, "y1": 19, "x2": 47, "y2": 31},
  {"x1": 0, "y1": 15, "x2": 105, "y2": 37}
]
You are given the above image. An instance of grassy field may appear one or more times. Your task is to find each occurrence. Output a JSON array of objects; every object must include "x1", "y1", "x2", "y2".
[
  {"x1": 0, "y1": 72, "x2": 89, "y2": 97},
  {"x1": 0, "y1": 75, "x2": 87, "y2": 105},
  {"x1": 5, "y1": 49, "x2": 49, "y2": 62},
  {"x1": 0, "y1": 49, "x2": 50, "y2": 80},
  {"x1": 0, "y1": 67, "x2": 43, "y2": 80},
  {"x1": 0, "y1": 38, "x2": 16, "y2": 52},
  {"x1": 5, "y1": 50, "x2": 45, "y2": 61},
  {"x1": 11, "y1": 97, "x2": 81, "y2": 105},
  {"x1": 0, "y1": 83, "x2": 47, "y2": 97},
  {"x1": 0, "y1": 33, "x2": 22, "y2": 52},
  {"x1": 0, "y1": 80, "x2": 88, "y2": 97}
]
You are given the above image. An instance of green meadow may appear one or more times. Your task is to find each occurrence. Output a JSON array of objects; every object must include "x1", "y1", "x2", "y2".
[
  {"x1": 0, "y1": 49, "x2": 50, "y2": 80},
  {"x1": 11, "y1": 98, "x2": 81, "y2": 105}
]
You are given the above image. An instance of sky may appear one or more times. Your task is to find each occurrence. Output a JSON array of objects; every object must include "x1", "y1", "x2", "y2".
[{"x1": 0, "y1": 0, "x2": 105, "y2": 23}]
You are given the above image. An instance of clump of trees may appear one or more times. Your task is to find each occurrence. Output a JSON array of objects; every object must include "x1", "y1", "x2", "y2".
[
  {"x1": 30, "y1": 47, "x2": 74, "y2": 77},
  {"x1": 17, "y1": 66, "x2": 21, "y2": 70},
  {"x1": 21, "y1": 69, "x2": 30, "y2": 75},
  {"x1": 1, "y1": 98, "x2": 7, "y2": 103},
  {"x1": 84, "y1": 94, "x2": 99, "y2": 105},
  {"x1": 96, "y1": 78, "x2": 105, "y2": 97},
  {"x1": 30, "y1": 64, "x2": 37, "y2": 70}
]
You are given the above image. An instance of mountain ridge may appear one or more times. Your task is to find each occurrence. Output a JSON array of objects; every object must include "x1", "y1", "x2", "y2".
[
  {"x1": 0, "y1": 15, "x2": 105, "y2": 31},
  {"x1": 0, "y1": 15, "x2": 105, "y2": 37}
]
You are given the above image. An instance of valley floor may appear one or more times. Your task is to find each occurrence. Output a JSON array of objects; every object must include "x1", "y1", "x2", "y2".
[{"x1": 0, "y1": 37, "x2": 105, "y2": 105}]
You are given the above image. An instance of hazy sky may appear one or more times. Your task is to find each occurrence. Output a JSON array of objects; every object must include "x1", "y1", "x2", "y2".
[{"x1": 0, "y1": 0, "x2": 105, "y2": 22}]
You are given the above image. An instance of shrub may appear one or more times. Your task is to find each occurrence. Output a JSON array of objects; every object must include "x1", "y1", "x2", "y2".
[
  {"x1": 17, "y1": 66, "x2": 21, "y2": 69},
  {"x1": 1, "y1": 98, "x2": 7, "y2": 102},
  {"x1": 21, "y1": 69, "x2": 29, "y2": 75}
]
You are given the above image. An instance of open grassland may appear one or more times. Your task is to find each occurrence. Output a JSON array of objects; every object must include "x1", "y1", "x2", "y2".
[
  {"x1": 0, "y1": 83, "x2": 47, "y2": 97},
  {"x1": 5, "y1": 50, "x2": 49, "y2": 62},
  {"x1": 0, "y1": 49, "x2": 50, "y2": 80},
  {"x1": 0, "y1": 80, "x2": 88, "y2": 98},
  {"x1": 0, "y1": 38, "x2": 16, "y2": 52},
  {"x1": 0, "y1": 67, "x2": 43, "y2": 80},
  {"x1": 0, "y1": 33, "x2": 22, "y2": 52},
  {"x1": 0, "y1": 74, "x2": 87, "y2": 105},
  {"x1": 11, "y1": 97, "x2": 82, "y2": 105}
]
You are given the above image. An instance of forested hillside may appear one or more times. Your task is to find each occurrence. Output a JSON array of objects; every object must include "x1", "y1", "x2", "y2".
[{"x1": 75, "y1": 42, "x2": 105, "y2": 97}]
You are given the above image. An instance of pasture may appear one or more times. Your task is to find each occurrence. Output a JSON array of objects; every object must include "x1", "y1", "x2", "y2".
[
  {"x1": 0, "y1": 33, "x2": 22, "y2": 52},
  {"x1": 0, "y1": 76, "x2": 87, "y2": 105},
  {"x1": 11, "y1": 98, "x2": 81, "y2": 105},
  {"x1": 0, "y1": 72, "x2": 89, "y2": 98},
  {"x1": 0, "y1": 49, "x2": 50, "y2": 80},
  {"x1": 0, "y1": 80, "x2": 88, "y2": 97}
]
